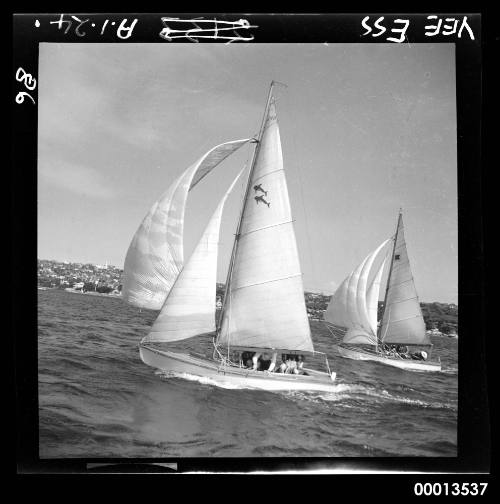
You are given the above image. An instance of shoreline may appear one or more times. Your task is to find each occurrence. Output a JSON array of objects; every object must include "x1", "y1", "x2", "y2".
[{"x1": 38, "y1": 287, "x2": 122, "y2": 298}]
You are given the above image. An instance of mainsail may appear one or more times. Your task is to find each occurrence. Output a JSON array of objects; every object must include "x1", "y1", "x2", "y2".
[
  {"x1": 325, "y1": 239, "x2": 390, "y2": 345},
  {"x1": 122, "y1": 139, "x2": 249, "y2": 310},
  {"x1": 218, "y1": 92, "x2": 313, "y2": 352},
  {"x1": 378, "y1": 212, "x2": 428, "y2": 345},
  {"x1": 144, "y1": 170, "x2": 243, "y2": 343}
]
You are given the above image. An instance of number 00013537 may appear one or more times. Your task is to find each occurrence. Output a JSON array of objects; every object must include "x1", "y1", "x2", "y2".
[{"x1": 414, "y1": 482, "x2": 488, "y2": 496}]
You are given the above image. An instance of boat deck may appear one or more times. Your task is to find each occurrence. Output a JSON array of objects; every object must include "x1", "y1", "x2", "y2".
[
  {"x1": 140, "y1": 344, "x2": 337, "y2": 391},
  {"x1": 338, "y1": 343, "x2": 441, "y2": 371}
]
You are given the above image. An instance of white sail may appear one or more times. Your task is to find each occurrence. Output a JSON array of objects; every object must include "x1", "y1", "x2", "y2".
[
  {"x1": 325, "y1": 240, "x2": 389, "y2": 346},
  {"x1": 324, "y1": 275, "x2": 352, "y2": 329},
  {"x1": 356, "y1": 239, "x2": 390, "y2": 334},
  {"x1": 366, "y1": 254, "x2": 388, "y2": 335},
  {"x1": 144, "y1": 170, "x2": 243, "y2": 343},
  {"x1": 218, "y1": 98, "x2": 313, "y2": 352},
  {"x1": 379, "y1": 213, "x2": 428, "y2": 345},
  {"x1": 346, "y1": 255, "x2": 370, "y2": 330},
  {"x1": 122, "y1": 139, "x2": 249, "y2": 310},
  {"x1": 343, "y1": 327, "x2": 376, "y2": 345},
  {"x1": 342, "y1": 254, "x2": 375, "y2": 345}
]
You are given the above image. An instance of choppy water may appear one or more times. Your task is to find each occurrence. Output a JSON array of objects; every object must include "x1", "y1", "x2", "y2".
[{"x1": 38, "y1": 290, "x2": 457, "y2": 458}]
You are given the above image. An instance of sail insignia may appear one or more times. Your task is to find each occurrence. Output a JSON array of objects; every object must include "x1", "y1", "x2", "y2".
[
  {"x1": 326, "y1": 212, "x2": 428, "y2": 348},
  {"x1": 379, "y1": 214, "x2": 428, "y2": 345},
  {"x1": 218, "y1": 93, "x2": 314, "y2": 353}
]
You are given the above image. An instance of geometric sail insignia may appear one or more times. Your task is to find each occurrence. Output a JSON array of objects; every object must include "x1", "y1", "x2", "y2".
[
  {"x1": 218, "y1": 97, "x2": 314, "y2": 352},
  {"x1": 379, "y1": 212, "x2": 429, "y2": 345}
]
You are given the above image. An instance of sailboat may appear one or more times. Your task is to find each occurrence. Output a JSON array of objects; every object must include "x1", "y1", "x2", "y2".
[
  {"x1": 122, "y1": 82, "x2": 337, "y2": 392},
  {"x1": 324, "y1": 210, "x2": 441, "y2": 372}
]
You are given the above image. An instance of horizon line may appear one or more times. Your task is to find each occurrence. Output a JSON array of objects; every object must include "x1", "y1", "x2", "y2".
[{"x1": 37, "y1": 257, "x2": 458, "y2": 305}]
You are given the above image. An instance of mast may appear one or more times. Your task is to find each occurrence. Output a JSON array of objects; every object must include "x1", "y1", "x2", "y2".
[
  {"x1": 377, "y1": 208, "x2": 403, "y2": 348},
  {"x1": 216, "y1": 82, "x2": 277, "y2": 342}
]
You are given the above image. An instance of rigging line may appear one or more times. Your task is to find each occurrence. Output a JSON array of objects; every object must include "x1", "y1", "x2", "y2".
[
  {"x1": 217, "y1": 83, "x2": 275, "y2": 338},
  {"x1": 218, "y1": 140, "x2": 253, "y2": 347},
  {"x1": 387, "y1": 277, "x2": 415, "y2": 289},
  {"x1": 252, "y1": 167, "x2": 285, "y2": 183},
  {"x1": 239, "y1": 219, "x2": 295, "y2": 237},
  {"x1": 287, "y1": 91, "x2": 316, "y2": 295},
  {"x1": 383, "y1": 314, "x2": 422, "y2": 324},
  {"x1": 219, "y1": 141, "x2": 253, "y2": 264},
  {"x1": 230, "y1": 273, "x2": 303, "y2": 292}
]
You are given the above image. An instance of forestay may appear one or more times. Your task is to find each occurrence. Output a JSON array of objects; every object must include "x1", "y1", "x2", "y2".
[
  {"x1": 122, "y1": 139, "x2": 249, "y2": 310},
  {"x1": 379, "y1": 213, "x2": 428, "y2": 345},
  {"x1": 218, "y1": 98, "x2": 313, "y2": 352},
  {"x1": 144, "y1": 170, "x2": 243, "y2": 343}
]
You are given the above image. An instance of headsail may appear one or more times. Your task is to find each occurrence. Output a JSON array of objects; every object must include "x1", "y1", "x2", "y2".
[
  {"x1": 218, "y1": 92, "x2": 313, "y2": 352},
  {"x1": 122, "y1": 139, "x2": 249, "y2": 310},
  {"x1": 366, "y1": 254, "x2": 388, "y2": 335},
  {"x1": 357, "y1": 239, "x2": 391, "y2": 334},
  {"x1": 379, "y1": 212, "x2": 428, "y2": 345},
  {"x1": 144, "y1": 170, "x2": 243, "y2": 343},
  {"x1": 325, "y1": 239, "x2": 389, "y2": 346},
  {"x1": 324, "y1": 275, "x2": 352, "y2": 330}
]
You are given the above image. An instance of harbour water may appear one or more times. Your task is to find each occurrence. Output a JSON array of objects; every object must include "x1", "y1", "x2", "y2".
[{"x1": 38, "y1": 290, "x2": 457, "y2": 458}]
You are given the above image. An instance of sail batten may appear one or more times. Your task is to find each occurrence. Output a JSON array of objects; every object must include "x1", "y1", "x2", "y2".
[
  {"x1": 230, "y1": 273, "x2": 303, "y2": 292},
  {"x1": 122, "y1": 139, "x2": 249, "y2": 310},
  {"x1": 218, "y1": 94, "x2": 313, "y2": 353},
  {"x1": 239, "y1": 219, "x2": 294, "y2": 236}
]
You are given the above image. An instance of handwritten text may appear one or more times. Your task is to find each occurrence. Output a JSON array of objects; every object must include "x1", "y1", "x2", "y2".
[
  {"x1": 15, "y1": 67, "x2": 36, "y2": 105},
  {"x1": 159, "y1": 17, "x2": 258, "y2": 43}
]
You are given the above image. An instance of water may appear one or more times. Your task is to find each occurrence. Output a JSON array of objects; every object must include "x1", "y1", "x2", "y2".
[{"x1": 38, "y1": 290, "x2": 457, "y2": 458}]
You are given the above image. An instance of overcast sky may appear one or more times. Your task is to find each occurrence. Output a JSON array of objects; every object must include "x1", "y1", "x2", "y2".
[{"x1": 38, "y1": 42, "x2": 457, "y2": 303}]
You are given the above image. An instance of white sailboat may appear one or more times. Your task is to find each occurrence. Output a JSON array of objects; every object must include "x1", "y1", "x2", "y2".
[
  {"x1": 324, "y1": 210, "x2": 441, "y2": 372},
  {"x1": 122, "y1": 82, "x2": 337, "y2": 391}
]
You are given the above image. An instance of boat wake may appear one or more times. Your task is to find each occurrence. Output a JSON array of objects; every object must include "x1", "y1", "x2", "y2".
[
  {"x1": 441, "y1": 366, "x2": 458, "y2": 375},
  {"x1": 284, "y1": 383, "x2": 457, "y2": 412},
  {"x1": 156, "y1": 370, "x2": 247, "y2": 390}
]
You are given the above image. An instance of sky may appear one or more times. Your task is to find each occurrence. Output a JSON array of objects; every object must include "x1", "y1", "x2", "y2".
[{"x1": 38, "y1": 43, "x2": 457, "y2": 303}]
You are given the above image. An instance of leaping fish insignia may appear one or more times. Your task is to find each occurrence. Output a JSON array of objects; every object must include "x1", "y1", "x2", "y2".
[
  {"x1": 253, "y1": 184, "x2": 267, "y2": 196},
  {"x1": 254, "y1": 195, "x2": 270, "y2": 208}
]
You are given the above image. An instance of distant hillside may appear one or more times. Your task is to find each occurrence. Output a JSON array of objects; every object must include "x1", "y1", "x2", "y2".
[
  {"x1": 420, "y1": 302, "x2": 458, "y2": 333},
  {"x1": 377, "y1": 301, "x2": 457, "y2": 334}
]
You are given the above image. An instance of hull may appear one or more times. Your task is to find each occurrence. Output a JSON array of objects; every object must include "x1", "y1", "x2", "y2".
[
  {"x1": 338, "y1": 344, "x2": 442, "y2": 372},
  {"x1": 140, "y1": 344, "x2": 337, "y2": 392}
]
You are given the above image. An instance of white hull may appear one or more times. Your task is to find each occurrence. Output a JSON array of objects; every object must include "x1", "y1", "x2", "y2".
[
  {"x1": 337, "y1": 344, "x2": 442, "y2": 372},
  {"x1": 140, "y1": 344, "x2": 337, "y2": 392}
]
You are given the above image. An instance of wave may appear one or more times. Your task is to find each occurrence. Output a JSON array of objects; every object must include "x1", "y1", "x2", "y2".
[
  {"x1": 441, "y1": 366, "x2": 458, "y2": 375},
  {"x1": 154, "y1": 371, "x2": 456, "y2": 412},
  {"x1": 283, "y1": 383, "x2": 457, "y2": 412}
]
